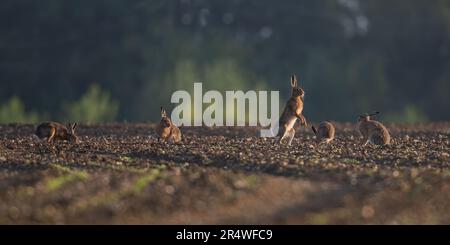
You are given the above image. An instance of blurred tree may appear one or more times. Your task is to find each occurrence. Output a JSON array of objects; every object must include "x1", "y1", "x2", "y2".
[
  {"x1": 0, "y1": 0, "x2": 448, "y2": 123},
  {"x1": 385, "y1": 104, "x2": 429, "y2": 124},
  {"x1": 63, "y1": 84, "x2": 119, "y2": 124},
  {"x1": 0, "y1": 97, "x2": 40, "y2": 123}
]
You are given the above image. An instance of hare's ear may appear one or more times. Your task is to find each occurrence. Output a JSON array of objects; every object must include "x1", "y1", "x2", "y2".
[
  {"x1": 369, "y1": 111, "x2": 380, "y2": 117},
  {"x1": 311, "y1": 125, "x2": 317, "y2": 134},
  {"x1": 290, "y1": 74, "x2": 297, "y2": 87},
  {"x1": 160, "y1": 107, "x2": 166, "y2": 117},
  {"x1": 72, "y1": 123, "x2": 77, "y2": 132}
]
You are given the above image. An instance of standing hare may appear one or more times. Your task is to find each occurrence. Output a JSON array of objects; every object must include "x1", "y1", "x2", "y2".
[
  {"x1": 155, "y1": 107, "x2": 182, "y2": 143},
  {"x1": 357, "y1": 112, "x2": 391, "y2": 146},
  {"x1": 312, "y1": 121, "x2": 335, "y2": 144},
  {"x1": 35, "y1": 122, "x2": 79, "y2": 143},
  {"x1": 276, "y1": 74, "x2": 307, "y2": 145}
]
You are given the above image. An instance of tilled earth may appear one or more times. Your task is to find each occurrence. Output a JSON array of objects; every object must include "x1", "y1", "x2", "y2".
[{"x1": 0, "y1": 123, "x2": 449, "y2": 224}]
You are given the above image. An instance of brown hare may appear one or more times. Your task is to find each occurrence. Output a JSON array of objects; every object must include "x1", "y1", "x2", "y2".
[
  {"x1": 277, "y1": 74, "x2": 307, "y2": 145},
  {"x1": 312, "y1": 121, "x2": 335, "y2": 144},
  {"x1": 357, "y1": 112, "x2": 391, "y2": 146},
  {"x1": 35, "y1": 122, "x2": 79, "y2": 143},
  {"x1": 156, "y1": 107, "x2": 182, "y2": 143}
]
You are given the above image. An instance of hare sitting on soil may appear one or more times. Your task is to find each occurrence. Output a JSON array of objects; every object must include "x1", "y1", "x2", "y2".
[
  {"x1": 276, "y1": 74, "x2": 307, "y2": 145},
  {"x1": 35, "y1": 122, "x2": 79, "y2": 143},
  {"x1": 357, "y1": 112, "x2": 391, "y2": 146},
  {"x1": 312, "y1": 121, "x2": 335, "y2": 144},
  {"x1": 155, "y1": 107, "x2": 182, "y2": 143}
]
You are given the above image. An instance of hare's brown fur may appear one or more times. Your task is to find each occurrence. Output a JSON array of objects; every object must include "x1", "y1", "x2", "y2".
[
  {"x1": 312, "y1": 121, "x2": 335, "y2": 144},
  {"x1": 357, "y1": 112, "x2": 391, "y2": 146},
  {"x1": 35, "y1": 122, "x2": 79, "y2": 143},
  {"x1": 277, "y1": 74, "x2": 307, "y2": 145},
  {"x1": 156, "y1": 107, "x2": 182, "y2": 143}
]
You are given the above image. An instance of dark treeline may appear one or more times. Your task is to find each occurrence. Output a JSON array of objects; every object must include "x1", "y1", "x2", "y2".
[{"x1": 0, "y1": 0, "x2": 449, "y2": 123}]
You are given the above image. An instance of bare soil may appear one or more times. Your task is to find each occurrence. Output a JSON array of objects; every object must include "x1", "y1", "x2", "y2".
[{"x1": 0, "y1": 123, "x2": 449, "y2": 224}]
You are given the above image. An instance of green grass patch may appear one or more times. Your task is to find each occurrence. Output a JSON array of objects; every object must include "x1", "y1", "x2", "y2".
[
  {"x1": 119, "y1": 156, "x2": 135, "y2": 163},
  {"x1": 45, "y1": 172, "x2": 89, "y2": 192},
  {"x1": 44, "y1": 164, "x2": 89, "y2": 192},
  {"x1": 245, "y1": 174, "x2": 261, "y2": 188},
  {"x1": 132, "y1": 169, "x2": 162, "y2": 194}
]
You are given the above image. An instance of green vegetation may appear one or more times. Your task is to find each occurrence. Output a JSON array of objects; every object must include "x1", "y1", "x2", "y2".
[
  {"x1": 385, "y1": 105, "x2": 429, "y2": 124},
  {"x1": 132, "y1": 169, "x2": 162, "y2": 194},
  {"x1": 45, "y1": 171, "x2": 89, "y2": 192},
  {"x1": 45, "y1": 164, "x2": 89, "y2": 192},
  {"x1": 0, "y1": 97, "x2": 40, "y2": 123},
  {"x1": 63, "y1": 84, "x2": 119, "y2": 124}
]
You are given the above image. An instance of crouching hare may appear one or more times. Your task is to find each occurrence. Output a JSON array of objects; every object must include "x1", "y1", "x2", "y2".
[
  {"x1": 276, "y1": 74, "x2": 307, "y2": 145},
  {"x1": 35, "y1": 122, "x2": 79, "y2": 143},
  {"x1": 357, "y1": 112, "x2": 391, "y2": 146},
  {"x1": 312, "y1": 121, "x2": 335, "y2": 144},
  {"x1": 156, "y1": 107, "x2": 182, "y2": 143}
]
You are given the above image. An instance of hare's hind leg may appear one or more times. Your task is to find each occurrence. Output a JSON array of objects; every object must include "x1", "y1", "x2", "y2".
[
  {"x1": 162, "y1": 137, "x2": 169, "y2": 144},
  {"x1": 273, "y1": 136, "x2": 284, "y2": 145},
  {"x1": 287, "y1": 128, "x2": 295, "y2": 145},
  {"x1": 168, "y1": 135, "x2": 181, "y2": 143},
  {"x1": 319, "y1": 138, "x2": 332, "y2": 145},
  {"x1": 277, "y1": 127, "x2": 287, "y2": 144},
  {"x1": 171, "y1": 136, "x2": 180, "y2": 143},
  {"x1": 47, "y1": 128, "x2": 56, "y2": 143}
]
